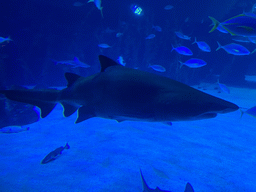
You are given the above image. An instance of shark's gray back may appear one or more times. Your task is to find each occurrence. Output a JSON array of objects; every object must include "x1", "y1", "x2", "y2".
[{"x1": 67, "y1": 63, "x2": 238, "y2": 122}]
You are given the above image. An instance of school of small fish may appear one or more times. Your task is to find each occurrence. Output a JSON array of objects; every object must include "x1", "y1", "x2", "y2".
[{"x1": 2, "y1": 2, "x2": 255, "y2": 76}]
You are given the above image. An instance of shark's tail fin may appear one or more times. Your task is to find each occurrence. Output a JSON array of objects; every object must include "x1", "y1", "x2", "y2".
[
  {"x1": 0, "y1": 89, "x2": 60, "y2": 118},
  {"x1": 64, "y1": 143, "x2": 70, "y2": 149}
]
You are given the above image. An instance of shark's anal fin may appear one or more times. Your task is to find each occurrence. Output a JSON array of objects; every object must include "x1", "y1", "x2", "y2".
[
  {"x1": 75, "y1": 106, "x2": 95, "y2": 123},
  {"x1": 65, "y1": 73, "x2": 82, "y2": 87},
  {"x1": 99, "y1": 55, "x2": 120, "y2": 72},
  {"x1": 61, "y1": 102, "x2": 79, "y2": 117}
]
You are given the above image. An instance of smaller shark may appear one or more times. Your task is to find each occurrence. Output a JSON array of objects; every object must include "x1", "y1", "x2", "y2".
[
  {"x1": 140, "y1": 169, "x2": 194, "y2": 192},
  {"x1": 52, "y1": 57, "x2": 90, "y2": 68},
  {"x1": 41, "y1": 143, "x2": 70, "y2": 164}
]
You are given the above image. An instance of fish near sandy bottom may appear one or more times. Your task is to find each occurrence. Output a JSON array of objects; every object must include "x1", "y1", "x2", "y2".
[
  {"x1": 0, "y1": 55, "x2": 239, "y2": 124},
  {"x1": 41, "y1": 143, "x2": 70, "y2": 164}
]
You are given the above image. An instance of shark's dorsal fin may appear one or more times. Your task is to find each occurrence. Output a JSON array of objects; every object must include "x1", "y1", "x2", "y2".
[
  {"x1": 99, "y1": 55, "x2": 120, "y2": 72},
  {"x1": 65, "y1": 73, "x2": 81, "y2": 87}
]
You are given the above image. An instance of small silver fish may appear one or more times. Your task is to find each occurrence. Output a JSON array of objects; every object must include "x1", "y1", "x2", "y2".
[
  {"x1": 53, "y1": 57, "x2": 90, "y2": 68},
  {"x1": 192, "y1": 37, "x2": 211, "y2": 52},
  {"x1": 116, "y1": 33, "x2": 123, "y2": 37},
  {"x1": 248, "y1": 36, "x2": 256, "y2": 44},
  {"x1": 145, "y1": 34, "x2": 155, "y2": 39},
  {"x1": 152, "y1": 25, "x2": 162, "y2": 32},
  {"x1": 88, "y1": 0, "x2": 103, "y2": 18},
  {"x1": 179, "y1": 58, "x2": 207, "y2": 68},
  {"x1": 164, "y1": 5, "x2": 174, "y2": 10},
  {"x1": 0, "y1": 36, "x2": 12, "y2": 44},
  {"x1": 218, "y1": 81, "x2": 230, "y2": 94},
  {"x1": 232, "y1": 36, "x2": 251, "y2": 43},
  {"x1": 171, "y1": 45, "x2": 193, "y2": 56},
  {"x1": 41, "y1": 143, "x2": 70, "y2": 164},
  {"x1": 216, "y1": 42, "x2": 250, "y2": 55},
  {"x1": 175, "y1": 32, "x2": 191, "y2": 40},
  {"x1": 98, "y1": 43, "x2": 112, "y2": 48},
  {"x1": 0, "y1": 126, "x2": 29, "y2": 134},
  {"x1": 117, "y1": 56, "x2": 126, "y2": 66},
  {"x1": 241, "y1": 106, "x2": 256, "y2": 118},
  {"x1": 149, "y1": 64, "x2": 166, "y2": 72}
]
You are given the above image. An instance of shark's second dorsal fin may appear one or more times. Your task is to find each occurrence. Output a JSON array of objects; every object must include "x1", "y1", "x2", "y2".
[
  {"x1": 65, "y1": 73, "x2": 81, "y2": 87},
  {"x1": 99, "y1": 55, "x2": 120, "y2": 72}
]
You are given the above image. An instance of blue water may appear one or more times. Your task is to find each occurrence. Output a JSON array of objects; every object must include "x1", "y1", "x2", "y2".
[{"x1": 1, "y1": 0, "x2": 256, "y2": 191}]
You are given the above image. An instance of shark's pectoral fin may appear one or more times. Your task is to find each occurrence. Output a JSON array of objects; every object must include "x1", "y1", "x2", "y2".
[
  {"x1": 75, "y1": 106, "x2": 95, "y2": 123},
  {"x1": 61, "y1": 102, "x2": 79, "y2": 117},
  {"x1": 36, "y1": 102, "x2": 57, "y2": 118}
]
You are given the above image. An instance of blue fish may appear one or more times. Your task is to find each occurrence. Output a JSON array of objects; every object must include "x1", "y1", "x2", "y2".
[
  {"x1": 171, "y1": 45, "x2": 193, "y2": 56},
  {"x1": 0, "y1": 36, "x2": 12, "y2": 44},
  {"x1": 116, "y1": 33, "x2": 123, "y2": 37},
  {"x1": 232, "y1": 36, "x2": 251, "y2": 43},
  {"x1": 192, "y1": 37, "x2": 211, "y2": 52},
  {"x1": 209, "y1": 14, "x2": 256, "y2": 36},
  {"x1": 87, "y1": 0, "x2": 103, "y2": 18},
  {"x1": 175, "y1": 32, "x2": 191, "y2": 40},
  {"x1": 152, "y1": 25, "x2": 162, "y2": 32},
  {"x1": 140, "y1": 169, "x2": 194, "y2": 192},
  {"x1": 248, "y1": 36, "x2": 256, "y2": 44},
  {"x1": 117, "y1": 56, "x2": 126, "y2": 66},
  {"x1": 0, "y1": 126, "x2": 29, "y2": 134},
  {"x1": 179, "y1": 58, "x2": 207, "y2": 68},
  {"x1": 149, "y1": 64, "x2": 166, "y2": 72},
  {"x1": 216, "y1": 25, "x2": 229, "y2": 34},
  {"x1": 41, "y1": 143, "x2": 70, "y2": 164},
  {"x1": 164, "y1": 5, "x2": 173, "y2": 10},
  {"x1": 216, "y1": 42, "x2": 250, "y2": 55},
  {"x1": 218, "y1": 82, "x2": 230, "y2": 94},
  {"x1": 98, "y1": 43, "x2": 112, "y2": 48},
  {"x1": 53, "y1": 57, "x2": 90, "y2": 68},
  {"x1": 145, "y1": 34, "x2": 155, "y2": 39},
  {"x1": 241, "y1": 106, "x2": 256, "y2": 118}
]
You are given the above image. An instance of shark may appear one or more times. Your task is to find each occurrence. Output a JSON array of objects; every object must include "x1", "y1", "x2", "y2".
[
  {"x1": 0, "y1": 55, "x2": 239, "y2": 124},
  {"x1": 140, "y1": 169, "x2": 194, "y2": 192}
]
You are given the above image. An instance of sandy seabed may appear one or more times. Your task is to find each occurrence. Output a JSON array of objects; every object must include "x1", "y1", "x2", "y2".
[{"x1": 0, "y1": 87, "x2": 255, "y2": 192}]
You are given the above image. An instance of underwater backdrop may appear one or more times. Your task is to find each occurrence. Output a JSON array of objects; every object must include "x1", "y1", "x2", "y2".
[{"x1": 0, "y1": 0, "x2": 256, "y2": 191}]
